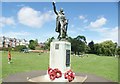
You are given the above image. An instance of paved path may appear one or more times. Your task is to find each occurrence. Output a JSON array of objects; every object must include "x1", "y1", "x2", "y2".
[{"x1": 2, "y1": 70, "x2": 118, "y2": 84}]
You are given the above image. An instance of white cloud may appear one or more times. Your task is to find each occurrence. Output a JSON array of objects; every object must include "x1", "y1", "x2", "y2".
[
  {"x1": 86, "y1": 17, "x2": 117, "y2": 43},
  {"x1": 87, "y1": 26, "x2": 118, "y2": 43},
  {"x1": 38, "y1": 32, "x2": 58, "y2": 42},
  {"x1": 0, "y1": 28, "x2": 2, "y2": 36},
  {"x1": 18, "y1": 6, "x2": 54, "y2": 28},
  {"x1": 89, "y1": 17, "x2": 107, "y2": 28},
  {"x1": 70, "y1": 24, "x2": 75, "y2": 28},
  {"x1": 68, "y1": 30, "x2": 76, "y2": 35},
  {"x1": 86, "y1": 17, "x2": 107, "y2": 33},
  {"x1": 2, "y1": 31, "x2": 31, "y2": 38},
  {"x1": 102, "y1": 26, "x2": 118, "y2": 42},
  {"x1": 0, "y1": 17, "x2": 15, "y2": 27},
  {"x1": 79, "y1": 15, "x2": 88, "y2": 23},
  {"x1": 79, "y1": 15, "x2": 85, "y2": 20}
]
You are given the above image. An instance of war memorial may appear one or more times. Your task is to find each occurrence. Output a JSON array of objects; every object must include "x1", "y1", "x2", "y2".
[
  {"x1": 28, "y1": 2, "x2": 87, "y2": 83},
  {"x1": 2, "y1": 2, "x2": 118, "y2": 84}
]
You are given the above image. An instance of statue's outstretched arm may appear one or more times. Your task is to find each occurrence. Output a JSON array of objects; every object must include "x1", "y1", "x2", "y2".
[{"x1": 52, "y1": 2, "x2": 58, "y2": 15}]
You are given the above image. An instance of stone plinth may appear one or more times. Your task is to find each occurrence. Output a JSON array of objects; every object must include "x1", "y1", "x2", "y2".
[
  {"x1": 28, "y1": 40, "x2": 87, "y2": 83},
  {"x1": 49, "y1": 41, "x2": 71, "y2": 73}
]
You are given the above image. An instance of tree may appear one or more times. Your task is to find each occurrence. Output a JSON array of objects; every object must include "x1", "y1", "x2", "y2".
[
  {"x1": 88, "y1": 41, "x2": 95, "y2": 54},
  {"x1": 117, "y1": 46, "x2": 120, "y2": 57},
  {"x1": 68, "y1": 35, "x2": 87, "y2": 55},
  {"x1": 28, "y1": 40, "x2": 38, "y2": 50},
  {"x1": 94, "y1": 43, "x2": 101, "y2": 55},
  {"x1": 94, "y1": 40, "x2": 117, "y2": 56},
  {"x1": 44, "y1": 37, "x2": 55, "y2": 50},
  {"x1": 71, "y1": 38, "x2": 78, "y2": 55},
  {"x1": 75, "y1": 35, "x2": 87, "y2": 43},
  {"x1": 76, "y1": 35, "x2": 87, "y2": 54},
  {"x1": 85, "y1": 45, "x2": 90, "y2": 53},
  {"x1": 35, "y1": 39, "x2": 38, "y2": 46}
]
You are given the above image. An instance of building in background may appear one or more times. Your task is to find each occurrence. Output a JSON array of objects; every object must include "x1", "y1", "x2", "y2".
[{"x1": 0, "y1": 36, "x2": 29, "y2": 48}]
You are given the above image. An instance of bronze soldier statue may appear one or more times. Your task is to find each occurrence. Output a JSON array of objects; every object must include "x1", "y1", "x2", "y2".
[{"x1": 52, "y1": 2, "x2": 68, "y2": 40}]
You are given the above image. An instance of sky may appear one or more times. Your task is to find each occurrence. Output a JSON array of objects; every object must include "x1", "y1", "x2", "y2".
[{"x1": 1, "y1": 2, "x2": 118, "y2": 43}]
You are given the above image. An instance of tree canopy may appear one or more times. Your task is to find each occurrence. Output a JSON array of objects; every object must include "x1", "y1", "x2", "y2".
[
  {"x1": 35, "y1": 35, "x2": 119, "y2": 57},
  {"x1": 28, "y1": 39, "x2": 38, "y2": 50},
  {"x1": 68, "y1": 35, "x2": 87, "y2": 55},
  {"x1": 44, "y1": 37, "x2": 55, "y2": 50}
]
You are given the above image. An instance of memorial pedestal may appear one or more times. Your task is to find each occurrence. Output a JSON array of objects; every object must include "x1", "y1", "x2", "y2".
[
  {"x1": 28, "y1": 40, "x2": 87, "y2": 83},
  {"x1": 49, "y1": 41, "x2": 71, "y2": 73}
]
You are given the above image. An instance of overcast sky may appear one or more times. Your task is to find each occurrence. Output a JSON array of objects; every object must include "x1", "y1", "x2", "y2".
[{"x1": 1, "y1": 2, "x2": 118, "y2": 43}]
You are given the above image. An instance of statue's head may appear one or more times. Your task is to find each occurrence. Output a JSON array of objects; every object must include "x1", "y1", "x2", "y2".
[{"x1": 60, "y1": 8, "x2": 64, "y2": 13}]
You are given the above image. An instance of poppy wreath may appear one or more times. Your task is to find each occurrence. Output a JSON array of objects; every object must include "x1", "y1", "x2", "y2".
[
  {"x1": 54, "y1": 68, "x2": 62, "y2": 78},
  {"x1": 48, "y1": 67, "x2": 62, "y2": 80},
  {"x1": 48, "y1": 67, "x2": 56, "y2": 80},
  {"x1": 64, "y1": 70, "x2": 75, "y2": 82}
]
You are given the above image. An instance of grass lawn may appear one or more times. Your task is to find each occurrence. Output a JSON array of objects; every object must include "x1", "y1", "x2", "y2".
[
  {"x1": 72, "y1": 54, "x2": 118, "y2": 82},
  {"x1": 1, "y1": 51, "x2": 118, "y2": 82}
]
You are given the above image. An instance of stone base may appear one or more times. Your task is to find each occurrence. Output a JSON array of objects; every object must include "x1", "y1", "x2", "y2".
[
  {"x1": 50, "y1": 41, "x2": 71, "y2": 73},
  {"x1": 28, "y1": 75, "x2": 87, "y2": 83}
]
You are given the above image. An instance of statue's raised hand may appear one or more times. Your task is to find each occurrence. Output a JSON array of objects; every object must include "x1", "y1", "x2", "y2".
[
  {"x1": 52, "y1": 2, "x2": 58, "y2": 15},
  {"x1": 52, "y1": 2, "x2": 55, "y2": 6}
]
